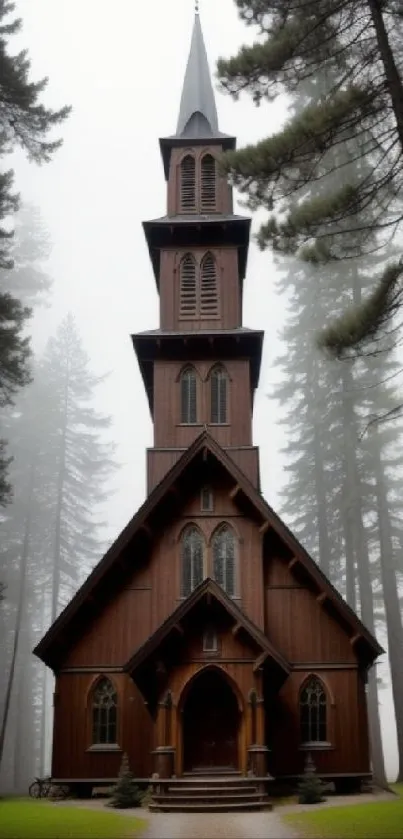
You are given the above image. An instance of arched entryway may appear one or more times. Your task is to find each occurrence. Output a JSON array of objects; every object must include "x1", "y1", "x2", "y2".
[{"x1": 182, "y1": 668, "x2": 241, "y2": 772}]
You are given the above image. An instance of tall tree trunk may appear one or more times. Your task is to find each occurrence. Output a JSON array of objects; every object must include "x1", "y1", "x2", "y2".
[
  {"x1": 0, "y1": 461, "x2": 36, "y2": 771},
  {"x1": 372, "y1": 430, "x2": 403, "y2": 781},
  {"x1": 51, "y1": 370, "x2": 69, "y2": 624},
  {"x1": 341, "y1": 364, "x2": 387, "y2": 785},
  {"x1": 367, "y1": 0, "x2": 403, "y2": 150}
]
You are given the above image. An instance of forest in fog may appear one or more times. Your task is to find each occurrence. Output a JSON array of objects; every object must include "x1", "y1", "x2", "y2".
[{"x1": 1, "y1": 0, "x2": 403, "y2": 795}]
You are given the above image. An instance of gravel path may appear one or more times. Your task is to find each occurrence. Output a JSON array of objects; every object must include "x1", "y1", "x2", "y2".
[{"x1": 138, "y1": 810, "x2": 298, "y2": 839}]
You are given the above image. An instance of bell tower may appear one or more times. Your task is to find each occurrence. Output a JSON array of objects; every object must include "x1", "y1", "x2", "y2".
[{"x1": 133, "y1": 10, "x2": 263, "y2": 493}]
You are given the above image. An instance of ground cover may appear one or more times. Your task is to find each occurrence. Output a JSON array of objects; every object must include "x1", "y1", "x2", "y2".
[{"x1": 0, "y1": 799, "x2": 146, "y2": 839}]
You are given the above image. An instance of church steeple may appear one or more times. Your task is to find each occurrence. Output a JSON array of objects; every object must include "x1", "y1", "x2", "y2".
[{"x1": 176, "y1": 12, "x2": 219, "y2": 139}]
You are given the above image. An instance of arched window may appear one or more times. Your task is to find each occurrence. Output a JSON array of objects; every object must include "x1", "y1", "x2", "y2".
[
  {"x1": 200, "y1": 253, "x2": 219, "y2": 317},
  {"x1": 92, "y1": 678, "x2": 118, "y2": 745},
  {"x1": 180, "y1": 155, "x2": 196, "y2": 212},
  {"x1": 300, "y1": 677, "x2": 327, "y2": 743},
  {"x1": 180, "y1": 367, "x2": 197, "y2": 424},
  {"x1": 180, "y1": 254, "x2": 197, "y2": 317},
  {"x1": 212, "y1": 524, "x2": 236, "y2": 597},
  {"x1": 181, "y1": 526, "x2": 205, "y2": 597},
  {"x1": 201, "y1": 154, "x2": 217, "y2": 212},
  {"x1": 210, "y1": 366, "x2": 228, "y2": 424}
]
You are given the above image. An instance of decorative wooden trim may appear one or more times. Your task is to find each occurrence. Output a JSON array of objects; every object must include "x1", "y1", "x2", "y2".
[
  {"x1": 316, "y1": 592, "x2": 327, "y2": 605},
  {"x1": 229, "y1": 484, "x2": 241, "y2": 501},
  {"x1": 232, "y1": 621, "x2": 242, "y2": 637},
  {"x1": 253, "y1": 652, "x2": 267, "y2": 672},
  {"x1": 59, "y1": 666, "x2": 124, "y2": 674},
  {"x1": 173, "y1": 623, "x2": 184, "y2": 637},
  {"x1": 288, "y1": 557, "x2": 299, "y2": 570},
  {"x1": 291, "y1": 662, "x2": 358, "y2": 670},
  {"x1": 259, "y1": 521, "x2": 270, "y2": 535}
]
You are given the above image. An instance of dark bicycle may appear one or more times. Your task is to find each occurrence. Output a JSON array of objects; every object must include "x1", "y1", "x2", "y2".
[{"x1": 29, "y1": 776, "x2": 52, "y2": 799}]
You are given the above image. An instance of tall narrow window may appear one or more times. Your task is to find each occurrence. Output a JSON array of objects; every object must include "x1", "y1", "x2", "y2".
[
  {"x1": 200, "y1": 253, "x2": 219, "y2": 317},
  {"x1": 180, "y1": 254, "x2": 197, "y2": 317},
  {"x1": 181, "y1": 526, "x2": 205, "y2": 597},
  {"x1": 201, "y1": 486, "x2": 214, "y2": 513},
  {"x1": 212, "y1": 524, "x2": 236, "y2": 597},
  {"x1": 210, "y1": 366, "x2": 228, "y2": 424},
  {"x1": 92, "y1": 678, "x2": 118, "y2": 745},
  {"x1": 201, "y1": 154, "x2": 217, "y2": 212},
  {"x1": 180, "y1": 155, "x2": 196, "y2": 212},
  {"x1": 203, "y1": 625, "x2": 218, "y2": 652},
  {"x1": 300, "y1": 677, "x2": 327, "y2": 743},
  {"x1": 180, "y1": 367, "x2": 197, "y2": 424}
]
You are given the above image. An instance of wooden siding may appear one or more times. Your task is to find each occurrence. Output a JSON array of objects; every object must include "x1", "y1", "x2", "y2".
[
  {"x1": 159, "y1": 248, "x2": 241, "y2": 331},
  {"x1": 147, "y1": 446, "x2": 259, "y2": 493},
  {"x1": 268, "y1": 669, "x2": 370, "y2": 777},
  {"x1": 153, "y1": 359, "x2": 253, "y2": 449},
  {"x1": 264, "y1": 554, "x2": 356, "y2": 663},
  {"x1": 52, "y1": 673, "x2": 153, "y2": 780},
  {"x1": 167, "y1": 146, "x2": 233, "y2": 217}
]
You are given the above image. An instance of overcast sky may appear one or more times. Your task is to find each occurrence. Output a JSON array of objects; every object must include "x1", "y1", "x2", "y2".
[{"x1": 11, "y1": 0, "x2": 397, "y2": 779}]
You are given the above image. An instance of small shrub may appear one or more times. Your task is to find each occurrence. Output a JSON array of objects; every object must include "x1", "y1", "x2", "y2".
[
  {"x1": 109, "y1": 753, "x2": 142, "y2": 809},
  {"x1": 140, "y1": 785, "x2": 154, "y2": 809},
  {"x1": 298, "y1": 755, "x2": 327, "y2": 805}
]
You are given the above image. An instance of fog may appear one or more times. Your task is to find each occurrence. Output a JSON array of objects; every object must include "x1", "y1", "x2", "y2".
[{"x1": 0, "y1": 0, "x2": 399, "y2": 788}]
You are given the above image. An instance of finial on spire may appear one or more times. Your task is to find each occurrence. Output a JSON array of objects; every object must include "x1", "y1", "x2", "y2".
[{"x1": 195, "y1": 0, "x2": 199, "y2": 14}]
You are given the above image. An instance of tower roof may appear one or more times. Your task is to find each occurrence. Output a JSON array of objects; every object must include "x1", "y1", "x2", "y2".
[{"x1": 176, "y1": 11, "x2": 219, "y2": 139}]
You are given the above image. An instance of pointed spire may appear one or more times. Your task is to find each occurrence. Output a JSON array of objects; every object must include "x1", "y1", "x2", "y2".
[{"x1": 176, "y1": 11, "x2": 219, "y2": 138}]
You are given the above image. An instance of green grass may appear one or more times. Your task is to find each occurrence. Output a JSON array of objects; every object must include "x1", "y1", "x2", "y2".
[
  {"x1": 391, "y1": 783, "x2": 403, "y2": 798},
  {"x1": 0, "y1": 799, "x2": 146, "y2": 839},
  {"x1": 284, "y1": 799, "x2": 403, "y2": 839}
]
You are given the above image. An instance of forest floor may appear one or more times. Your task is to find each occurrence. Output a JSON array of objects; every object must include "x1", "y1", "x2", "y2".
[{"x1": 0, "y1": 798, "x2": 146, "y2": 839}]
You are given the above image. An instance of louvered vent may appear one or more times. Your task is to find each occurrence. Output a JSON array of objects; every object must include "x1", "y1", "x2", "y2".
[
  {"x1": 200, "y1": 253, "x2": 219, "y2": 317},
  {"x1": 201, "y1": 154, "x2": 217, "y2": 212},
  {"x1": 180, "y1": 254, "x2": 197, "y2": 317},
  {"x1": 180, "y1": 155, "x2": 196, "y2": 212},
  {"x1": 181, "y1": 367, "x2": 197, "y2": 424},
  {"x1": 211, "y1": 367, "x2": 228, "y2": 424}
]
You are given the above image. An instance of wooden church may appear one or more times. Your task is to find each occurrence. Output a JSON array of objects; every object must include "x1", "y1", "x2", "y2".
[{"x1": 35, "y1": 11, "x2": 383, "y2": 809}]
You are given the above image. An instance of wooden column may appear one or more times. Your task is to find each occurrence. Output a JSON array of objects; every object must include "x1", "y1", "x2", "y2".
[
  {"x1": 151, "y1": 692, "x2": 175, "y2": 779},
  {"x1": 247, "y1": 680, "x2": 269, "y2": 778}
]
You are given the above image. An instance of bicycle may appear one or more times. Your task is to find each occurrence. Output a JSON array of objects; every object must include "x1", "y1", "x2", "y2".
[{"x1": 29, "y1": 776, "x2": 52, "y2": 799}]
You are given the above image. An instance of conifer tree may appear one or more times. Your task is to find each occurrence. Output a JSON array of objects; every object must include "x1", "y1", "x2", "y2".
[{"x1": 217, "y1": 1, "x2": 403, "y2": 350}]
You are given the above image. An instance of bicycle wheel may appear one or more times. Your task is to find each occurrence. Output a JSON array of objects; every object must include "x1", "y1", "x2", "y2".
[{"x1": 29, "y1": 781, "x2": 41, "y2": 799}]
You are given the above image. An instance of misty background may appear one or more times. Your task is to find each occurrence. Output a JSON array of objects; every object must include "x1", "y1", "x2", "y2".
[{"x1": 0, "y1": 0, "x2": 399, "y2": 790}]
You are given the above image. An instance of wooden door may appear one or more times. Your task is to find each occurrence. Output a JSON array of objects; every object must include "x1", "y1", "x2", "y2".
[{"x1": 183, "y1": 669, "x2": 239, "y2": 771}]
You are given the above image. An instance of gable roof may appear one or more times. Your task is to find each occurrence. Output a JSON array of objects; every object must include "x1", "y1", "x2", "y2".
[
  {"x1": 34, "y1": 431, "x2": 383, "y2": 669},
  {"x1": 125, "y1": 576, "x2": 291, "y2": 678}
]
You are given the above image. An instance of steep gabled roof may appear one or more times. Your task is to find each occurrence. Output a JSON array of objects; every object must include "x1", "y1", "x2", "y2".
[
  {"x1": 125, "y1": 576, "x2": 290, "y2": 678},
  {"x1": 34, "y1": 431, "x2": 383, "y2": 669}
]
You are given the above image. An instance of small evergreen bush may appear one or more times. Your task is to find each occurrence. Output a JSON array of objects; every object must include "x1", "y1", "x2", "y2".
[
  {"x1": 298, "y1": 754, "x2": 327, "y2": 805},
  {"x1": 109, "y1": 753, "x2": 142, "y2": 809}
]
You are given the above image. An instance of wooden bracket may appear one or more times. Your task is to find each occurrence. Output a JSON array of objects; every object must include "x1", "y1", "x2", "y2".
[
  {"x1": 173, "y1": 623, "x2": 184, "y2": 637},
  {"x1": 253, "y1": 652, "x2": 267, "y2": 673},
  {"x1": 288, "y1": 557, "x2": 298, "y2": 570},
  {"x1": 229, "y1": 484, "x2": 241, "y2": 501},
  {"x1": 316, "y1": 592, "x2": 327, "y2": 605},
  {"x1": 350, "y1": 633, "x2": 362, "y2": 646},
  {"x1": 140, "y1": 522, "x2": 153, "y2": 539},
  {"x1": 232, "y1": 622, "x2": 242, "y2": 637},
  {"x1": 203, "y1": 447, "x2": 208, "y2": 462},
  {"x1": 259, "y1": 521, "x2": 270, "y2": 535}
]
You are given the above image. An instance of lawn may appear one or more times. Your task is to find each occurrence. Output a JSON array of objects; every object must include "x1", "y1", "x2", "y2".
[
  {"x1": 0, "y1": 799, "x2": 146, "y2": 839},
  {"x1": 284, "y1": 796, "x2": 403, "y2": 839}
]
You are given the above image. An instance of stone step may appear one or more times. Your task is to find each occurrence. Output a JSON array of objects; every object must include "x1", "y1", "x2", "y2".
[
  {"x1": 153, "y1": 792, "x2": 264, "y2": 804},
  {"x1": 169, "y1": 785, "x2": 254, "y2": 794},
  {"x1": 149, "y1": 800, "x2": 271, "y2": 813}
]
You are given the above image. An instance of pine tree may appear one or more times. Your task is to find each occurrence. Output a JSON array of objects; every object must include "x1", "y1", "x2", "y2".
[
  {"x1": 217, "y1": 1, "x2": 403, "y2": 349},
  {"x1": 0, "y1": 0, "x2": 69, "y2": 503},
  {"x1": 0, "y1": 317, "x2": 117, "y2": 789},
  {"x1": 109, "y1": 754, "x2": 142, "y2": 809}
]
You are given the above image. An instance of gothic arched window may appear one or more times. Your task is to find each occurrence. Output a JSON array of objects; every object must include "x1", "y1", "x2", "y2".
[
  {"x1": 180, "y1": 254, "x2": 197, "y2": 317},
  {"x1": 212, "y1": 524, "x2": 236, "y2": 597},
  {"x1": 300, "y1": 676, "x2": 327, "y2": 743},
  {"x1": 92, "y1": 678, "x2": 118, "y2": 745},
  {"x1": 180, "y1": 155, "x2": 196, "y2": 212},
  {"x1": 181, "y1": 525, "x2": 205, "y2": 597},
  {"x1": 210, "y1": 366, "x2": 228, "y2": 424},
  {"x1": 201, "y1": 154, "x2": 217, "y2": 212},
  {"x1": 180, "y1": 366, "x2": 197, "y2": 424},
  {"x1": 200, "y1": 253, "x2": 219, "y2": 317}
]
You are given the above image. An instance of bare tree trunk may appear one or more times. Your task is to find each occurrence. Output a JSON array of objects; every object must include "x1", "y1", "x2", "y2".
[
  {"x1": 340, "y1": 364, "x2": 387, "y2": 785},
  {"x1": 367, "y1": 0, "x2": 403, "y2": 150},
  {"x1": 372, "y1": 430, "x2": 403, "y2": 781},
  {"x1": 0, "y1": 462, "x2": 36, "y2": 772}
]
